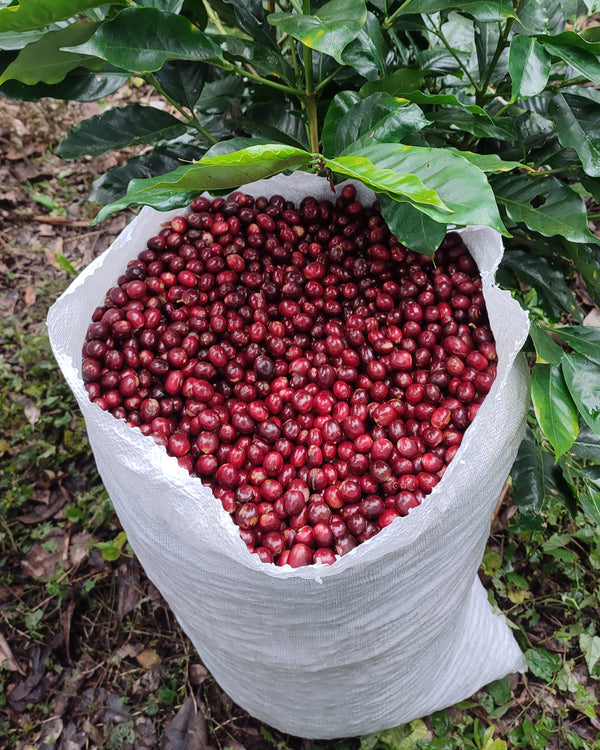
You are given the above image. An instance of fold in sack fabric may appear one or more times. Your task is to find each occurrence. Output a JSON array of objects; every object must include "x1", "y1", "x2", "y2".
[{"x1": 48, "y1": 173, "x2": 530, "y2": 739}]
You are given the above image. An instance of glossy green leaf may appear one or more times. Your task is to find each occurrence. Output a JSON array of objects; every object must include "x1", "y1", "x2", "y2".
[
  {"x1": 525, "y1": 648, "x2": 562, "y2": 680},
  {"x1": 493, "y1": 174, "x2": 600, "y2": 245},
  {"x1": 508, "y1": 34, "x2": 551, "y2": 100},
  {"x1": 0, "y1": 22, "x2": 69, "y2": 50},
  {"x1": 92, "y1": 144, "x2": 314, "y2": 223},
  {"x1": 89, "y1": 144, "x2": 204, "y2": 204},
  {"x1": 571, "y1": 423, "x2": 600, "y2": 461},
  {"x1": 540, "y1": 40, "x2": 600, "y2": 84},
  {"x1": 549, "y1": 93, "x2": 600, "y2": 178},
  {"x1": 511, "y1": 430, "x2": 545, "y2": 510},
  {"x1": 445, "y1": 148, "x2": 523, "y2": 173},
  {"x1": 201, "y1": 137, "x2": 273, "y2": 158},
  {"x1": 63, "y1": 7, "x2": 224, "y2": 73},
  {"x1": 387, "y1": 0, "x2": 513, "y2": 22},
  {"x1": 195, "y1": 76, "x2": 244, "y2": 113},
  {"x1": 0, "y1": 0, "x2": 106, "y2": 32},
  {"x1": 0, "y1": 67, "x2": 124, "y2": 101},
  {"x1": 513, "y1": 0, "x2": 565, "y2": 35},
  {"x1": 553, "y1": 325, "x2": 600, "y2": 366},
  {"x1": 236, "y1": 97, "x2": 308, "y2": 149},
  {"x1": 213, "y1": 35, "x2": 295, "y2": 85},
  {"x1": 564, "y1": 243, "x2": 600, "y2": 308},
  {"x1": 562, "y1": 353, "x2": 600, "y2": 437},
  {"x1": 430, "y1": 110, "x2": 516, "y2": 140},
  {"x1": 222, "y1": 0, "x2": 277, "y2": 51},
  {"x1": 528, "y1": 320, "x2": 564, "y2": 365},
  {"x1": 323, "y1": 92, "x2": 429, "y2": 157},
  {"x1": 538, "y1": 30, "x2": 600, "y2": 58},
  {"x1": 502, "y1": 249, "x2": 582, "y2": 323},
  {"x1": 579, "y1": 486, "x2": 600, "y2": 528},
  {"x1": 0, "y1": 20, "x2": 103, "y2": 85},
  {"x1": 377, "y1": 195, "x2": 447, "y2": 256},
  {"x1": 56, "y1": 104, "x2": 187, "y2": 159},
  {"x1": 397, "y1": 91, "x2": 488, "y2": 117},
  {"x1": 340, "y1": 11, "x2": 388, "y2": 80},
  {"x1": 531, "y1": 363, "x2": 579, "y2": 457},
  {"x1": 268, "y1": 0, "x2": 367, "y2": 65},
  {"x1": 348, "y1": 144, "x2": 507, "y2": 234},
  {"x1": 324, "y1": 155, "x2": 450, "y2": 211},
  {"x1": 360, "y1": 69, "x2": 427, "y2": 97},
  {"x1": 321, "y1": 91, "x2": 360, "y2": 157},
  {"x1": 136, "y1": 0, "x2": 184, "y2": 11},
  {"x1": 152, "y1": 60, "x2": 209, "y2": 111}
]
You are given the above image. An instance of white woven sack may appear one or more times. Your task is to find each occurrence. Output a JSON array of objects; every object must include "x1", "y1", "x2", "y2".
[{"x1": 48, "y1": 173, "x2": 530, "y2": 739}]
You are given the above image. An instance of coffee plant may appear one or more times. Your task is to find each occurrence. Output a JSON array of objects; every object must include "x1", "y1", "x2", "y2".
[{"x1": 1, "y1": 0, "x2": 599, "y2": 525}]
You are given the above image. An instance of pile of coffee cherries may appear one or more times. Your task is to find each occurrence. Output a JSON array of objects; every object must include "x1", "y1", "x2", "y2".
[{"x1": 82, "y1": 185, "x2": 497, "y2": 567}]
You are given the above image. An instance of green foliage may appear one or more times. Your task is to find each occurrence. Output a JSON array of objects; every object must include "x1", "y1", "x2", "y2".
[{"x1": 1, "y1": 5, "x2": 600, "y2": 743}]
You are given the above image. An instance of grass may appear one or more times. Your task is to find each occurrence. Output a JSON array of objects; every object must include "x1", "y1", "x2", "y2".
[{"x1": 0, "y1": 242, "x2": 599, "y2": 749}]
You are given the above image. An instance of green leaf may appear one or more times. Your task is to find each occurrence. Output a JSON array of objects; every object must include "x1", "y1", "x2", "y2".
[
  {"x1": 562, "y1": 353, "x2": 600, "y2": 437},
  {"x1": 324, "y1": 155, "x2": 450, "y2": 211},
  {"x1": 538, "y1": 29, "x2": 600, "y2": 57},
  {"x1": 0, "y1": 67, "x2": 124, "y2": 101},
  {"x1": 563, "y1": 242, "x2": 600, "y2": 308},
  {"x1": 56, "y1": 104, "x2": 187, "y2": 159},
  {"x1": 579, "y1": 633, "x2": 600, "y2": 674},
  {"x1": 397, "y1": 90, "x2": 489, "y2": 117},
  {"x1": 430, "y1": 110, "x2": 516, "y2": 140},
  {"x1": 552, "y1": 325, "x2": 600, "y2": 366},
  {"x1": 508, "y1": 34, "x2": 551, "y2": 100},
  {"x1": 511, "y1": 430, "x2": 545, "y2": 510},
  {"x1": 580, "y1": 486, "x2": 600, "y2": 528},
  {"x1": 387, "y1": 0, "x2": 513, "y2": 22},
  {"x1": 152, "y1": 60, "x2": 210, "y2": 111},
  {"x1": 221, "y1": 0, "x2": 278, "y2": 51},
  {"x1": 0, "y1": 0, "x2": 106, "y2": 32},
  {"x1": 493, "y1": 174, "x2": 600, "y2": 245},
  {"x1": 528, "y1": 320, "x2": 564, "y2": 365},
  {"x1": 377, "y1": 195, "x2": 447, "y2": 256},
  {"x1": 0, "y1": 19, "x2": 103, "y2": 86},
  {"x1": 321, "y1": 91, "x2": 360, "y2": 157},
  {"x1": 531, "y1": 363, "x2": 579, "y2": 458},
  {"x1": 92, "y1": 144, "x2": 314, "y2": 223},
  {"x1": 215, "y1": 35, "x2": 295, "y2": 84},
  {"x1": 571, "y1": 422, "x2": 600, "y2": 461},
  {"x1": 268, "y1": 0, "x2": 367, "y2": 65},
  {"x1": 525, "y1": 647, "x2": 562, "y2": 680},
  {"x1": 540, "y1": 40, "x2": 600, "y2": 85},
  {"x1": 323, "y1": 92, "x2": 429, "y2": 157},
  {"x1": 348, "y1": 143, "x2": 507, "y2": 234},
  {"x1": 360, "y1": 69, "x2": 427, "y2": 97},
  {"x1": 63, "y1": 7, "x2": 224, "y2": 73},
  {"x1": 340, "y1": 11, "x2": 388, "y2": 80},
  {"x1": 549, "y1": 93, "x2": 600, "y2": 178},
  {"x1": 502, "y1": 249, "x2": 582, "y2": 323},
  {"x1": 89, "y1": 144, "x2": 204, "y2": 204},
  {"x1": 445, "y1": 148, "x2": 524, "y2": 173},
  {"x1": 513, "y1": 0, "x2": 565, "y2": 35}
]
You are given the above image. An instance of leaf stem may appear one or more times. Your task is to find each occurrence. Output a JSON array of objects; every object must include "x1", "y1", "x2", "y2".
[
  {"x1": 202, "y1": 0, "x2": 227, "y2": 35},
  {"x1": 302, "y1": 0, "x2": 320, "y2": 153},
  {"x1": 146, "y1": 74, "x2": 217, "y2": 145},
  {"x1": 430, "y1": 19, "x2": 479, "y2": 93},
  {"x1": 477, "y1": 18, "x2": 514, "y2": 105},
  {"x1": 382, "y1": 0, "x2": 414, "y2": 30}
]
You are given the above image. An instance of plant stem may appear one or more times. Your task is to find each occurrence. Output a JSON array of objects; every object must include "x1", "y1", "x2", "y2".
[
  {"x1": 477, "y1": 19, "x2": 514, "y2": 106},
  {"x1": 202, "y1": 0, "x2": 227, "y2": 34},
  {"x1": 302, "y1": 0, "x2": 320, "y2": 154},
  {"x1": 430, "y1": 20, "x2": 479, "y2": 93},
  {"x1": 146, "y1": 74, "x2": 217, "y2": 145},
  {"x1": 382, "y1": 0, "x2": 415, "y2": 30}
]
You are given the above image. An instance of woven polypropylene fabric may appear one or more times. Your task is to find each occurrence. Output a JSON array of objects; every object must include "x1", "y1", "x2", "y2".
[{"x1": 48, "y1": 174, "x2": 530, "y2": 739}]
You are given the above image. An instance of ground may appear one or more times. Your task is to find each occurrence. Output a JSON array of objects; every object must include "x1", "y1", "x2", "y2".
[{"x1": 0, "y1": 94, "x2": 599, "y2": 750}]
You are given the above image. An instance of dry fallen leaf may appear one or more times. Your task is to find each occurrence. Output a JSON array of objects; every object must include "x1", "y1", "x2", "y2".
[
  {"x1": 136, "y1": 648, "x2": 162, "y2": 670},
  {"x1": 0, "y1": 630, "x2": 23, "y2": 673}
]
